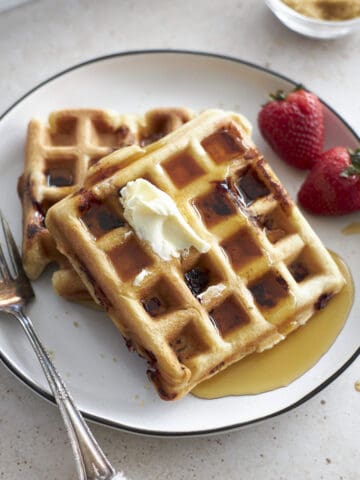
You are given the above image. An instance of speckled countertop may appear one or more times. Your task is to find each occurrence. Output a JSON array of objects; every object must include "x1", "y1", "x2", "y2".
[{"x1": 0, "y1": 1, "x2": 359, "y2": 479}]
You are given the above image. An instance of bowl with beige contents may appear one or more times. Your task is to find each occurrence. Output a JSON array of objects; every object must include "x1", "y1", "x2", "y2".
[{"x1": 266, "y1": 0, "x2": 360, "y2": 38}]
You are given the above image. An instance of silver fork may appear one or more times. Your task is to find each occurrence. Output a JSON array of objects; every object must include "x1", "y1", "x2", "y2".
[{"x1": 0, "y1": 211, "x2": 127, "y2": 480}]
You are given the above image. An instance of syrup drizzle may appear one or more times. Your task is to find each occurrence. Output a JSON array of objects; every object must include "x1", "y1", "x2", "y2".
[
  {"x1": 341, "y1": 222, "x2": 360, "y2": 235},
  {"x1": 192, "y1": 251, "x2": 354, "y2": 399}
]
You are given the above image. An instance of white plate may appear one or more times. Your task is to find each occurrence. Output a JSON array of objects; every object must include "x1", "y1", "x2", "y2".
[{"x1": 0, "y1": 50, "x2": 359, "y2": 437}]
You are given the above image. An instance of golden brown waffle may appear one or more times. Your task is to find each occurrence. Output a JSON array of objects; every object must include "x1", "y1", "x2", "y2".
[
  {"x1": 18, "y1": 107, "x2": 194, "y2": 282},
  {"x1": 46, "y1": 109, "x2": 345, "y2": 400}
]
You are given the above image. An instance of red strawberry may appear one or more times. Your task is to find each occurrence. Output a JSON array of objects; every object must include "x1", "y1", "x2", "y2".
[
  {"x1": 298, "y1": 147, "x2": 360, "y2": 215},
  {"x1": 258, "y1": 86, "x2": 324, "y2": 169}
]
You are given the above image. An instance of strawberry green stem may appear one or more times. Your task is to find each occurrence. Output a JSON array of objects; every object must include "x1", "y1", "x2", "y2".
[
  {"x1": 268, "y1": 84, "x2": 307, "y2": 102},
  {"x1": 269, "y1": 90, "x2": 286, "y2": 101},
  {"x1": 294, "y1": 83, "x2": 307, "y2": 92},
  {"x1": 340, "y1": 148, "x2": 360, "y2": 178}
]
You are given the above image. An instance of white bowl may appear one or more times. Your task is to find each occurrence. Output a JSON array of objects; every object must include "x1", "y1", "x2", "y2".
[{"x1": 266, "y1": 0, "x2": 360, "y2": 39}]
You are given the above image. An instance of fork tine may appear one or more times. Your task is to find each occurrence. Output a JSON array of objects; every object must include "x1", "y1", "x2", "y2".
[
  {"x1": 0, "y1": 211, "x2": 35, "y2": 300},
  {"x1": 0, "y1": 210, "x2": 23, "y2": 278},
  {"x1": 0, "y1": 240, "x2": 11, "y2": 280}
]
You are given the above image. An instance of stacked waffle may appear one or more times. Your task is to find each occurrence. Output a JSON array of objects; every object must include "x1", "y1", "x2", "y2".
[
  {"x1": 18, "y1": 107, "x2": 193, "y2": 301},
  {"x1": 44, "y1": 109, "x2": 344, "y2": 400}
]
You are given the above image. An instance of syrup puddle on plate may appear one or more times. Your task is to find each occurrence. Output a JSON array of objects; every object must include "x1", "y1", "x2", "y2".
[
  {"x1": 192, "y1": 251, "x2": 354, "y2": 399},
  {"x1": 341, "y1": 222, "x2": 360, "y2": 235}
]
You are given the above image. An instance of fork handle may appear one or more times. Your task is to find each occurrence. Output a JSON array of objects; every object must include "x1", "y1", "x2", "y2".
[{"x1": 14, "y1": 307, "x2": 119, "y2": 480}]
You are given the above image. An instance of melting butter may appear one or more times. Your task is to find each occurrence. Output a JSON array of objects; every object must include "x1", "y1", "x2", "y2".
[{"x1": 120, "y1": 179, "x2": 210, "y2": 260}]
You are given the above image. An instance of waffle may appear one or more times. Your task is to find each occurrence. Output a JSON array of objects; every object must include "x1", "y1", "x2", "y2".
[
  {"x1": 46, "y1": 109, "x2": 345, "y2": 400},
  {"x1": 18, "y1": 107, "x2": 194, "y2": 284}
]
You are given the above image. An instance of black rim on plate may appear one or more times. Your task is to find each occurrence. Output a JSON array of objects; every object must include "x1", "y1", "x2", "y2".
[{"x1": 0, "y1": 49, "x2": 359, "y2": 438}]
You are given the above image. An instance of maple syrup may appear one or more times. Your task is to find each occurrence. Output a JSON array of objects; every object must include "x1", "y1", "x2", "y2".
[
  {"x1": 142, "y1": 296, "x2": 166, "y2": 317},
  {"x1": 183, "y1": 253, "x2": 223, "y2": 298},
  {"x1": 140, "y1": 113, "x2": 172, "y2": 147},
  {"x1": 209, "y1": 295, "x2": 250, "y2": 337},
  {"x1": 201, "y1": 126, "x2": 245, "y2": 164},
  {"x1": 108, "y1": 236, "x2": 153, "y2": 282},
  {"x1": 93, "y1": 119, "x2": 133, "y2": 148},
  {"x1": 249, "y1": 271, "x2": 289, "y2": 308},
  {"x1": 81, "y1": 202, "x2": 125, "y2": 239},
  {"x1": 171, "y1": 322, "x2": 208, "y2": 362},
  {"x1": 163, "y1": 151, "x2": 205, "y2": 188},
  {"x1": 235, "y1": 167, "x2": 270, "y2": 206},
  {"x1": 184, "y1": 267, "x2": 210, "y2": 296},
  {"x1": 46, "y1": 167, "x2": 74, "y2": 187},
  {"x1": 255, "y1": 207, "x2": 294, "y2": 244},
  {"x1": 195, "y1": 183, "x2": 236, "y2": 228},
  {"x1": 142, "y1": 278, "x2": 181, "y2": 318},
  {"x1": 49, "y1": 116, "x2": 77, "y2": 146},
  {"x1": 341, "y1": 222, "x2": 360, "y2": 235},
  {"x1": 192, "y1": 251, "x2": 353, "y2": 399},
  {"x1": 221, "y1": 229, "x2": 262, "y2": 270}
]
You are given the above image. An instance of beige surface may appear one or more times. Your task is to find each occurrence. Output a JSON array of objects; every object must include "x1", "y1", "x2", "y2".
[{"x1": 0, "y1": 1, "x2": 359, "y2": 479}]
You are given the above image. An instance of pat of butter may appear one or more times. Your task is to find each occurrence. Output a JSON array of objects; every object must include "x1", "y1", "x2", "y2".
[{"x1": 120, "y1": 179, "x2": 210, "y2": 260}]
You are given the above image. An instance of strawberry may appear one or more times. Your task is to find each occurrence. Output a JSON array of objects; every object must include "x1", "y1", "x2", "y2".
[
  {"x1": 298, "y1": 147, "x2": 360, "y2": 215},
  {"x1": 258, "y1": 86, "x2": 324, "y2": 169}
]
